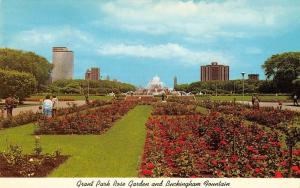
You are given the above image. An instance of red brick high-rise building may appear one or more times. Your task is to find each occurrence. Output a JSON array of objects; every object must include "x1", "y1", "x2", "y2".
[
  {"x1": 85, "y1": 67, "x2": 100, "y2": 80},
  {"x1": 200, "y1": 62, "x2": 229, "y2": 82},
  {"x1": 248, "y1": 74, "x2": 259, "y2": 80}
]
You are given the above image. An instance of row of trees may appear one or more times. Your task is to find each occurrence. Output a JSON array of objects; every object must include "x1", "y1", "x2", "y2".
[
  {"x1": 46, "y1": 79, "x2": 136, "y2": 95},
  {"x1": 175, "y1": 80, "x2": 270, "y2": 94}
]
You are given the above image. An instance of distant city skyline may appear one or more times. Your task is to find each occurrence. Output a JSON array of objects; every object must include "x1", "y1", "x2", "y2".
[{"x1": 1, "y1": 0, "x2": 300, "y2": 87}]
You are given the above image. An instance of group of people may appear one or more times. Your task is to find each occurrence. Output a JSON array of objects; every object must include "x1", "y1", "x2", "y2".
[{"x1": 41, "y1": 95, "x2": 59, "y2": 118}]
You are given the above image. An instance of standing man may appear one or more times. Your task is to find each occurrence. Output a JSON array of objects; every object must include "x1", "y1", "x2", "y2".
[
  {"x1": 294, "y1": 94, "x2": 299, "y2": 106},
  {"x1": 85, "y1": 94, "x2": 89, "y2": 104},
  {"x1": 5, "y1": 94, "x2": 15, "y2": 117},
  {"x1": 52, "y1": 95, "x2": 59, "y2": 118}
]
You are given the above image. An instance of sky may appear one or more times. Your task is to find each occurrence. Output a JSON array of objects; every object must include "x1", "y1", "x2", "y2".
[{"x1": 1, "y1": 0, "x2": 300, "y2": 87}]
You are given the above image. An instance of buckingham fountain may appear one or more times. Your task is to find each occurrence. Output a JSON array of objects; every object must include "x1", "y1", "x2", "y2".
[{"x1": 134, "y1": 76, "x2": 168, "y2": 95}]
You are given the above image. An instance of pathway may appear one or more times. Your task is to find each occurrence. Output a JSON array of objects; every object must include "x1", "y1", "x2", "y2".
[
  {"x1": 0, "y1": 105, "x2": 152, "y2": 177},
  {"x1": 238, "y1": 101, "x2": 300, "y2": 112},
  {"x1": 2, "y1": 100, "x2": 86, "y2": 118}
]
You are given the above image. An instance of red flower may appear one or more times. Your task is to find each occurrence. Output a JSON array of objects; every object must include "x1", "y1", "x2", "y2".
[
  {"x1": 220, "y1": 159, "x2": 226, "y2": 164},
  {"x1": 211, "y1": 160, "x2": 218, "y2": 166},
  {"x1": 254, "y1": 168, "x2": 261, "y2": 173},
  {"x1": 220, "y1": 140, "x2": 227, "y2": 145},
  {"x1": 225, "y1": 165, "x2": 230, "y2": 171},
  {"x1": 247, "y1": 146, "x2": 254, "y2": 151},
  {"x1": 280, "y1": 161, "x2": 287, "y2": 167},
  {"x1": 274, "y1": 171, "x2": 283, "y2": 178},
  {"x1": 230, "y1": 155, "x2": 239, "y2": 163},
  {"x1": 214, "y1": 127, "x2": 221, "y2": 132},
  {"x1": 191, "y1": 175, "x2": 197, "y2": 178},
  {"x1": 142, "y1": 169, "x2": 153, "y2": 176},
  {"x1": 292, "y1": 166, "x2": 299, "y2": 171},
  {"x1": 147, "y1": 162, "x2": 155, "y2": 169},
  {"x1": 216, "y1": 170, "x2": 223, "y2": 177}
]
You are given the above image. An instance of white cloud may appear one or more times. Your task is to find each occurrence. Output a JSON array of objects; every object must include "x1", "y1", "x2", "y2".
[
  {"x1": 99, "y1": 0, "x2": 300, "y2": 39},
  {"x1": 9, "y1": 26, "x2": 93, "y2": 50},
  {"x1": 97, "y1": 43, "x2": 231, "y2": 66}
]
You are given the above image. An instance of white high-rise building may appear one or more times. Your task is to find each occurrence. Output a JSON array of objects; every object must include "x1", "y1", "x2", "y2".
[{"x1": 51, "y1": 47, "x2": 74, "y2": 82}]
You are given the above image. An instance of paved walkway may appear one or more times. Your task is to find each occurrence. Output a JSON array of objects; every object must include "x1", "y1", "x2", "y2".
[
  {"x1": 238, "y1": 101, "x2": 300, "y2": 112},
  {"x1": 2, "y1": 100, "x2": 86, "y2": 118}
]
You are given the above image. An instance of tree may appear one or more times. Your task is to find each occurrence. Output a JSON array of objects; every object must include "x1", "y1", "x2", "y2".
[
  {"x1": 0, "y1": 68, "x2": 37, "y2": 100},
  {"x1": 0, "y1": 48, "x2": 52, "y2": 89},
  {"x1": 262, "y1": 52, "x2": 300, "y2": 93}
]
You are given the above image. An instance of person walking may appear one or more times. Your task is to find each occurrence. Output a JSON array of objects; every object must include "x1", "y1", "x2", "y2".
[
  {"x1": 293, "y1": 94, "x2": 299, "y2": 106},
  {"x1": 43, "y1": 95, "x2": 53, "y2": 118},
  {"x1": 51, "y1": 95, "x2": 59, "y2": 118},
  {"x1": 5, "y1": 94, "x2": 16, "y2": 117},
  {"x1": 85, "y1": 94, "x2": 89, "y2": 104},
  {"x1": 253, "y1": 95, "x2": 260, "y2": 109},
  {"x1": 251, "y1": 95, "x2": 255, "y2": 106},
  {"x1": 278, "y1": 100, "x2": 283, "y2": 110}
]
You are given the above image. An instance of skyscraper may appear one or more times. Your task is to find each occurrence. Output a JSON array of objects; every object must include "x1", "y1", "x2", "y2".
[
  {"x1": 200, "y1": 62, "x2": 229, "y2": 82},
  {"x1": 51, "y1": 47, "x2": 74, "y2": 82},
  {"x1": 85, "y1": 67, "x2": 100, "y2": 80}
]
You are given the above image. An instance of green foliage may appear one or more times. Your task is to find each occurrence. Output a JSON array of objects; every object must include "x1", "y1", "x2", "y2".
[
  {"x1": 176, "y1": 80, "x2": 263, "y2": 94},
  {"x1": 0, "y1": 48, "x2": 52, "y2": 89},
  {"x1": 262, "y1": 52, "x2": 300, "y2": 93},
  {"x1": 46, "y1": 79, "x2": 136, "y2": 94},
  {"x1": 0, "y1": 68, "x2": 37, "y2": 99},
  {"x1": 292, "y1": 79, "x2": 300, "y2": 95}
]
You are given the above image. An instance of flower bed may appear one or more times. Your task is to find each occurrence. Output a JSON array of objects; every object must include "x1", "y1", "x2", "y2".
[
  {"x1": 152, "y1": 102, "x2": 197, "y2": 115},
  {"x1": 35, "y1": 100, "x2": 138, "y2": 135},
  {"x1": 0, "y1": 100, "x2": 109, "y2": 129},
  {"x1": 199, "y1": 101, "x2": 298, "y2": 131},
  {"x1": 125, "y1": 96, "x2": 158, "y2": 105},
  {"x1": 140, "y1": 112, "x2": 300, "y2": 177},
  {"x1": 167, "y1": 96, "x2": 196, "y2": 105},
  {"x1": 0, "y1": 145, "x2": 68, "y2": 177}
]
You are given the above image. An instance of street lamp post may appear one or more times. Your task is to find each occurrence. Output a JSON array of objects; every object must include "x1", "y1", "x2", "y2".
[
  {"x1": 87, "y1": 78, "x2": 90, "y2": 97},
  {"x1": 241, "y1": 72, "x2": 245, "y2": 103}
]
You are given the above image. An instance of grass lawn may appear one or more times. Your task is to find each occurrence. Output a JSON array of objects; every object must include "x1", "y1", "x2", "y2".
[
  {"x1": 0, "y1": 105, "x2": 152, "y2": 177},
  {"x1": 196, "y1": 95, "x2": 290, "y2": 102},
  {"x1": 28, "y1": 95, "x2": 113, "y2": 101}
]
